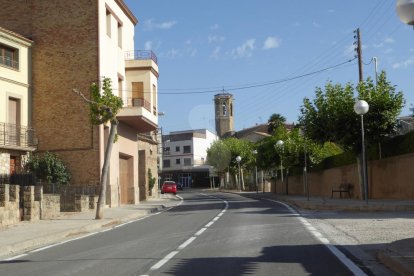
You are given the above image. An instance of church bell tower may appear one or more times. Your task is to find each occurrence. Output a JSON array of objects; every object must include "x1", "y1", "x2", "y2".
[{"x1": 214, "y1": 92, "x2": 234, "y2": 138}]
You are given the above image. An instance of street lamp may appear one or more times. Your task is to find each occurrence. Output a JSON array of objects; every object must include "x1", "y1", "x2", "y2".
[
  {"x1": 299, "y1": 128, "x2": 309, "y2": 201},
  {"x1": 354, "y1": 100, "x2": 369, "y2": 204},
  {"x1": 396, "y1": 0, "x2": 414, "y2": 28},
  {"x1": 275, "y1": 140, "x2": 284, "y2": 194},
  {"x1": 252, "y1": 150, "x2": 258, "y2": 193},
  {"x1": 236, "y1": 156, "x2": 242, "y2": 192}
]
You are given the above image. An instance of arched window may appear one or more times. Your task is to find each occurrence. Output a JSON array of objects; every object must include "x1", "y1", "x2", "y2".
[{"x1": 222, "y1": 102, "x2": 227, "y2": 116}]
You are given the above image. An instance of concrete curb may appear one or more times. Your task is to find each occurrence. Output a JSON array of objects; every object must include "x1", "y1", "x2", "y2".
[{"x1": 377, "y1": 238, "x2": 414, "y2": 276}]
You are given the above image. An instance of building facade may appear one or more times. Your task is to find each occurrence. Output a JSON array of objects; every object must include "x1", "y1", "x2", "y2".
[
  {"x1": 0, "y1": 0, "x2": 159, "y2": 205},
  {"x1": 160, "y1": 129, "x2": 217, "y2": 188},
  {"x1": 0, "y1": 27, "x2": 36, "y2": 175}
]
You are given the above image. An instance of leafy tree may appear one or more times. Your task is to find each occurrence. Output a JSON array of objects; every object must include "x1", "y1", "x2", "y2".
[
  {"x1": 25, "y1": 152, "x2": 71, "y2": 185},
  {"x1": 267, "y1": 113, "x2": 286, "y2": 134},
  {"x1": 299, "y1": 71, "x2": 404, "y2": 199},
  {"x1": 73, "y1": 78, "x2": 122, "y2": 219},
  {"x1": 299, "y1": 71, "x2": 404, "y2": 152}
]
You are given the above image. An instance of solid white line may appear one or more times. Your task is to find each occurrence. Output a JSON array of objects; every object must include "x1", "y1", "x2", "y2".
[
  {"x1": 150, "y1": 251, "x2": 179, "y2": 270},
  {"x1": 178, "y1": 237, "x2": 196, "y2": 250},
  {"x1": 265, "y1": 198, "x2": 366, "y2": 276}
]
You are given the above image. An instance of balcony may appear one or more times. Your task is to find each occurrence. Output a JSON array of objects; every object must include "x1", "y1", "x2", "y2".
[
  {"x1": 117, "y1": 96, "x2": 158, "y2": 132},
  {"x1": 124, "y1": 50, "x2": 158, "y2": 64},
  {"x1": 0, "y1": 123, "x2": 37, "y2": 151}
]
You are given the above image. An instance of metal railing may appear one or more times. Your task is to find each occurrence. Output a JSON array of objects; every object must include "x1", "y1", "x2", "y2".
[
  {"x1": 124, "y1": 97, "x2": 151, "y2": 111},
  {"x1": 0, "y1": 55, "x2": 19, "y2": 69},
  {"x1": 0, "y1": 123, "x2": 37, "y2": 149},
  {"x1": 124, "y1": 50, "x2": 158, "y2": 64}
]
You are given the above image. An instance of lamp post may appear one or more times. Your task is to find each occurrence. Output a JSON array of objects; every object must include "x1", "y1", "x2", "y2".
[
  {"x1": 396, "y1": 0, "x2": 414, "y2": 28},
  {"x1": 299, "y1": 128, "x2": 309, "y2": 201},
  {"x1": 354, "y1": 100, "x2": 369, "y2": 204},
  {"x1": 236, "y1": 156, "x2": 242, "y2": 192},
  {"x1": 252, "y1": 150, "x2": 258, "y2": 193},
  {"x1": 275, "y1": 140, "x2": 284, "y2": 194}
]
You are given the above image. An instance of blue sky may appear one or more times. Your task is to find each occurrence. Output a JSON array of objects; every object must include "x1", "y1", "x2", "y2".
[{"x1": 124, "y1": 0, "x2": 414, "y2": 134}]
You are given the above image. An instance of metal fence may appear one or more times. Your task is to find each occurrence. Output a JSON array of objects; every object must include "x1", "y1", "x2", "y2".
[{"x1": 0, "y1": 173, "x2": 36, "y2": 186}]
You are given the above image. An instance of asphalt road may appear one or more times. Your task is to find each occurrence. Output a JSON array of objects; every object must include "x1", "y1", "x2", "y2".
[{"x1": 1, "y1": 191, "x2": 363, "y2": 276}]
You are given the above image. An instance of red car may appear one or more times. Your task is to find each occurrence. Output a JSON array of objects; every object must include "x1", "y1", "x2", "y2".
[{"x1": 161, "y1": 181, "x2": 177, "y2": 195}]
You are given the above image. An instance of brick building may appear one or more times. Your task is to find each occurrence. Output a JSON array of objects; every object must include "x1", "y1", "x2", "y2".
[{"x1": 0, "y1": 0, "x2": 160, "y2": 205}]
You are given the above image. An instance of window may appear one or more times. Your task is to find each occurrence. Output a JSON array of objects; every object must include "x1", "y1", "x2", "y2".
[
  {"x1": 183, "y1": 146, "x2": 191, "y2": 153},
  {"x1": 0, "y1": 44, "x2": 19, "y2": 69},
  {"x1": 163, "y1": 159, "x2": 171, "y2": 168},
  {"x1": 184, "y1": 158, "x2": 191, "y2": 166},
  {"x1": 176, "y1": 146, "x2": 180, "y2": 152},
  {"x1": 176, "y1": 159, "x2": 180, "y2": 165},
  {"x1": 222, "y1": 102, "x2": 227, "y2": 116},
  {"x1": 118, "y1": 78, "x2": 123, "y2": 98},
  {"x1": 106, "y1": 10, "x2": 111, "y2": 37},
  {"x1": 164, "y1": 146, "x2": 170, "y2": 154},
  {"x1": 117, "y1": 22, "x2": 122, "y2": 48}
]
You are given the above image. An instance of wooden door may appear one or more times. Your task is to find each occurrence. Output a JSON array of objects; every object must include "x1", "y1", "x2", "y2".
[
  {"x1": 10, "y1": 156, "x2": 16, "y2": 174},
  {"x1": 119, "y1": 157, "x2": 129, "y2": 204},
  {"x1": 132, "y1": 82, "x2": 144, "y2": 106}
]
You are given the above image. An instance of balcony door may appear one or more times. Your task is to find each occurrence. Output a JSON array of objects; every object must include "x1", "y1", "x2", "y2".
[
  {"x1": 132, "y1": 82, "x2": 144, "y2": 107},
  {"x1": 8, "y1": 98, "x2": 20, "y2": 146}
]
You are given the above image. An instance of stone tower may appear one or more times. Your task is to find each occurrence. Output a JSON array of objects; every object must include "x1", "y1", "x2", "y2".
[{"x1": 214, "y1": 92, "x2": 234, "y2": 138}]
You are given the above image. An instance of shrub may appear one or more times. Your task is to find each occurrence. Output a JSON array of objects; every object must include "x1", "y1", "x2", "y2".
[{"x1": 25, "y1": 152, "x2": 71, "y2": 184}]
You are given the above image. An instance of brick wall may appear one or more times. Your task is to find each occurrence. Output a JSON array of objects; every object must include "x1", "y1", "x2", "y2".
[{"x1": 0, "y1": 0, "x2": 101, "y2": 185}]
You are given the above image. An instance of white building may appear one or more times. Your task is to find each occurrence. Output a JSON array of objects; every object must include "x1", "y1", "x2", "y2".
[{"x1": 160, "y1": 129, "x2": 218, "y2": 187}]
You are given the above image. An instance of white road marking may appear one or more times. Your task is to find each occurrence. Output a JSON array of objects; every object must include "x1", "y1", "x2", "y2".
[
  {"x1": 150, "y1": 251, "x2": 179, "y2": 270},
  {"x1": 195, "y1": 228, "x2": 207, "y2": 236},
  {"x1": 4, "y1": 254, "x2": 27, "y2": 261},
  {"x1": 178, "y1": 237, "x2": 196, "y2": 250},
  {"x1": 266, "y1": 199, "x2": 367, "y2": 276}
]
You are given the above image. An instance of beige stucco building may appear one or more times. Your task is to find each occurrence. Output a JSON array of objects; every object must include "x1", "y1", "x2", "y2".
[
  {"x1": 0, "y1": 0, "x2": 159, "y2": 205},
  {"x1": 0, "y1": 27, "x2": 36, "y2": 175}
]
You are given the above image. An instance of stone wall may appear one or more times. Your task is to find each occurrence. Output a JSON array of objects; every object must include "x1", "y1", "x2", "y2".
[
  {"x1": 0, "y1": 184, "x2": 20, "y2": 227},
  {"x1": 0, "y1": 153, "x2": 10, "y2": 174},
  {"x1": 41, "y1": 194, "x2": 60, "y2": 219}
]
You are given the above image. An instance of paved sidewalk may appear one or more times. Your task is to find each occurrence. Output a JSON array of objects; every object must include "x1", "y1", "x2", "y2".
[
  {"x1": 0, "y1": 194, "x2": 181, "y2": 259},
  {"x1": 241, "y1": 191, "x2": 414, "y2": 276}
]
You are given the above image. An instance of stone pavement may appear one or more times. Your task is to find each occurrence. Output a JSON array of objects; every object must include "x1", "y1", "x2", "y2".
[{"x1": 0, "y1": 190, "x2": 413, "y2": 275}]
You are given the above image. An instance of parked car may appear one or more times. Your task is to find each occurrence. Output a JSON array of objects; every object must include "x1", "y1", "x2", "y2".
[{"x1": 161, "y1": 181, "x2": 177, "y2": 195}]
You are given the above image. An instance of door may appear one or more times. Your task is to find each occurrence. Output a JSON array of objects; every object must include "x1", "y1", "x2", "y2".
[
  {"x1": 119, "y1": 156, "x2": 130, "y2": 204},
  {"x1": 132, "y1": 82, "x2": 144, "y2": 107},
  {"x1": 8, "y1": 98, "x2": 21, "y2": 146},
  {"x1": 10, "y1": 156, "x2": 16, "y2": 174}
]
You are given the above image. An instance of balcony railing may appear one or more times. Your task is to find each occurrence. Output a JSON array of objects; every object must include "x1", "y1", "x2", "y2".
[
  {"x1": 0, "y1": 123, "x2": 37, "y2": 149},
  {"x1": 124, "y1": 97, "x2": 151, "y2": 111},
  {"x1": 0, "y1": 55, "x2": 19, "y2": 69},
  {"x1": 124, "y1": 50, "x2": 158, "y2": 65}
]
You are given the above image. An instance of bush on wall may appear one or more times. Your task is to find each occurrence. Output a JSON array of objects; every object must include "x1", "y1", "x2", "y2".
[{"x1": 25, "y1": 152, "x2": 71, "y2": 184}]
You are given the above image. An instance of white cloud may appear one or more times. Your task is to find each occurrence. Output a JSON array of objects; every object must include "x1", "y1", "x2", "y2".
[
  {"x1": 144, "y1": 41, "x2": 153, "y2": 50},
  {"x1": 231, "y1": 39, "x2": 256, "y2": 58},
  {"x1": 208, "y1": 35, "x2": 225, "y2": 43},
  {"x1": 160, "y1": 48, "x2": 180, "y2": 59},
  {"x1": 187, "y1": 47, "x2": 197, "y2": 57},
  {"x1": 384, "y1": 37, "x2": 395, "y2": 44},
  {"x1": 210, "y1": 24, "x2": 219, "y2": 30},
  {"x1": 392, "y1": 57, "x2": 414, "y2": 69},
  {"x1": 312, "y1": 22, "x2": 321, "y2": 28},
  {"x1": 263, "y1": 36, "x2": 281, "y2": 50},
  {"x1": 210, "y1": 47, "x2": 221, "y2": 60},
  {"x1": 144, "y1": 19, "x2": 177, "y2": 31}
]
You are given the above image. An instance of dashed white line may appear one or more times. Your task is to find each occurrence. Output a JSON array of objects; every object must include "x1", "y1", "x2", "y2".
[
  {"x1": 178, "y1": 237, "x2": 196, "y2": 250},
  {"x1": 150, "y1": 251, "x2": 179, "y2": 270},
  {"x1": 195, "y1": 228, "x2": 207, "y2": 236}
]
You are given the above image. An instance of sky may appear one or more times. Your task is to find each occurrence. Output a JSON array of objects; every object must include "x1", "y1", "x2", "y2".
[{"x1": 124, "y1": 0, "x2": 414, "y2": 135}]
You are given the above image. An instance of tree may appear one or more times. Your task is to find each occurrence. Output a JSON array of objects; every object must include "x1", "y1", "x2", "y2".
[
  {"x1": 299, "y1": 71, "x2": 404, "y2": 199},
  {"x1": 267, "y1": 113, "x2": 286, "y2": 134},
  {"x1": 299, "y1": 71, "x2": 404, "y2": 152},
  {"x1": 73, "y1": 78, "x2": 122, "y2": 219}
]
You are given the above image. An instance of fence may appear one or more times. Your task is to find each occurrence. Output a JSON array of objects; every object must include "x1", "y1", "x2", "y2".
[{"x1": 0, "y1": 173, "x2": 36, "y2": 186}]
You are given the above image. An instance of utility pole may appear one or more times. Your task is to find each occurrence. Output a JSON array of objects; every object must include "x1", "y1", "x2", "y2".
[{"x1": 354, "y1": 28, "x2": 363, "y2": 82}]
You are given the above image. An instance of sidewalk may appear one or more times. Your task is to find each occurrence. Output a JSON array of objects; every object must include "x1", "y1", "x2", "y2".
[
  {"x1": 0, "y1": 194, "x2": 180, "y2": 259},
  {"x1": 242, "y1": 191, "x2": 414, "y2": 276}
]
